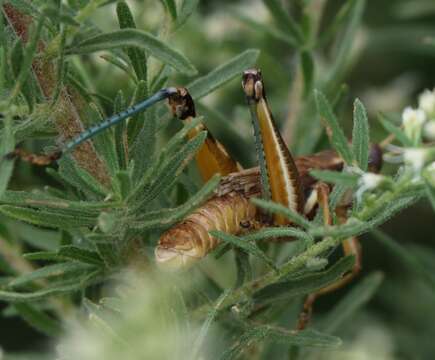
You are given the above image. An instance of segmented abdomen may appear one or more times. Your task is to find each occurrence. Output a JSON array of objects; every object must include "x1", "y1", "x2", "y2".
[{"x1": 155, "y1": 192, "x2": 257, "y2": 269}]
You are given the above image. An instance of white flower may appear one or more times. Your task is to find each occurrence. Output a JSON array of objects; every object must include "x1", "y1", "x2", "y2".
[
  {"x1": 358, "y1": 173, "x2": 385, "y2": 190},
  {"x1": 418, "y1": 89, "x2": 435, "y2": 116},
  {"x1": 423, "y1": 120, "x2": 435, "y2": 140},
  {"x1": 356, "y1": 173, "x2": 387, "y2": 202},
  {"x1": 403, "y1": 148, "x2": 427, "y2": 173},
  {"x1": 402, "y1": 107, "x2": 426, "y2": 143},
  {"x1": 402, "y1": 107, "x2": 426, "y2": 127}
]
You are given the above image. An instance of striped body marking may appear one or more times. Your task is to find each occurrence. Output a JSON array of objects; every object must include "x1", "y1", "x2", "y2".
[{"x1": 242, "y1": 69, "x2": 304, "y2": 225}]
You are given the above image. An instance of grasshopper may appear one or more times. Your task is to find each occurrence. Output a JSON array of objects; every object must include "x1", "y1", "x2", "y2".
[
  {"x1": 6, "y1": 69, "x2": 383, "y2": 328},
  {"x1": 156, "y1": 69, "x2": 383, "y2": 328}
]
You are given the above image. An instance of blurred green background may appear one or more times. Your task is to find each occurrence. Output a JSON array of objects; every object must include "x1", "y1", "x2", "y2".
[{"x1": 1, "y1": 0, "x2": 435, "y2": 358}]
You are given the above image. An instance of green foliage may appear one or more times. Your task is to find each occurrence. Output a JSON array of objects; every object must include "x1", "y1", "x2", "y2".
[
  {"x1": 0, "y1": 1, "x2": 434, "y2": 359},
  {"x1": 67, "y1": 29, "x2": 197, "y2": 75}
]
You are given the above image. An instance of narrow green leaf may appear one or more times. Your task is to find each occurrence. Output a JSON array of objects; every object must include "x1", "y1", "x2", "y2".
[
  {"x1": 0, "y1": 271, "x2": 98, "y2": 302},
  {"x1": 241, "y1": 227, "x2": 311, "y2": 242},
  {"x1": 314, "y1": 90, "x2": 353, "y2": 165},
  {"x1": 135, "y1": 131, "x2": 207, "y2": 206},
  {"x1": 310, "y1": 169, "x2": 359, "y2": 187},
  {"x1": 317, "y1": 0, "x2": 357, "y2": 47},
  {"x1": 116, "y1": 1, "x2": 148, "y2": 82},
  {"x1": 325, "y1": 0, "x2": 365, "y2": 88},
  {"x1": 188, "y1": 49, "x2": 260, "y2": 99},
  {"x1": 114, "y1": 171, "x2": 131, "y2": 199},
  {"x1": 14, "y1": 303, "x2": 62, "y2": 337},
  {"x1": 161, "y1": 0, "x2": 177, "y2": 20},
  {"x1": 58, "y1": 156, "x2": 109, "y2": 197},
  {"x1": 11, "y1": 39, "x2": 35, "y2": 111},
  {"x1": 68, "y1": 29, "x2": 197, "y2": 75},
  {"x1": 50, "y1": 25, "x2": 68, "y2": 107},
  {"x1": 0, "y1": 205, "x2": 97, "y2": 229},
  {"x1": 210, "y1": 231, "x2": 278, "y2": 272},
  {"x1": 23, "y1": 251, "x2": 62, "y2": 262},
  {"x1": 176, "y1": 0, "x2": 199, "y2": 29},
  {"x1": 321, "y1": 272, "x2": 383, "y2": 333},
  {"x1": 301, "y1": 51, "x2": 314, "y2": 98},
  {"x1": 58, "y1": 246, "x2": 104, "y2": 266},
  {"x1": 328, "y1": 184, "x2": 348, "y2": 214},
  {"x1": 234, "y1": 249, "x2": 252, "y2": 287},
  {"x1": 85, "y1": 103, "x2": 119, "y2": 177},
  {"x1": 221, "y1": 325, "x2": 341, "y2": 359},
  {"x1": 129, "y1": 174, "x2": 220, "y2": 231},
  {"x1": 251, "y1": 198, "x2": 311, "y2": 229},
  {"x1": 99, "y1": 54, "x2": 137, "y2": 82},
  {"x1": 127, "y1": 80, "x2": 149, "y2": 144},
  {"x1": 378, "y1": 113, "x2": 412, "y2": 147},
  {"x1": 9, "y1": 262, "x2": 94, "y2": 288},
  {"x1": 9, "y1": 12, "x2": 45, "y2": 102},
  {"x1": 131, "y1": 81, "x2": 156, "y2": 181},
  {"x1": 235, "y1": 12, "x2": 297, "y2": 47},
  {"x1": 113, "y1": 90, "x2": 127, "y2": 170},
  {"x1": 43, "y1": 7, "x2": 80, "y2": 27},
  {"x1": 352, "y1": 99, "x2": 370, "y2": 171},
  {"x1": 192, "y1": 289, "x2": 231, "y2": 360},
  {"x1": 0, "y1": 115, "x2": 15, "y2": 198},
  {"x1": 371, "y1": 229, "x2": 435, "y2": 293},
  {"x1": 0, "y1": 190, "x2": 114, "y2": 213},
  {"x1": 95, "y1": 240, "x2": 119, "y2": 268},
  {"x1": 253, "y1": 256, "x2": 355, "y2": 304},
  {"x1": 12, "y1": 223, "x2": 60, "y2": 251},
  {"x1": 262, "y1": 0, "x2": 303, "y2": 45}
]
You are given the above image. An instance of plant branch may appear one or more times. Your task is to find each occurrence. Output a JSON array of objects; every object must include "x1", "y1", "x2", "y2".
[{"x1": 2, "y1": 3, "x2": 110, "y2": 186}]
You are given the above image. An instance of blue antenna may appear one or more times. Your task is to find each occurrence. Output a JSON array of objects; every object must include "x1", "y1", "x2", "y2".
[
  {"x1": 3, "y1": 87, "x2": 179, "y2": 166},
  {"x1": 63, "y1": 87, "x2": 178, "y2": 153}
]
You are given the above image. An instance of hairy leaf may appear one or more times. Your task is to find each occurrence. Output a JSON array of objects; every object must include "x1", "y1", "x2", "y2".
[
  {"x1": 314, "y1": 90, "x2": 353, "y2": 165},
  {"x1": 352, "y1": 99, "x2": 370, "y2": 171},
  {"x1": 68, "y1": 29, "x2": 197, "y2": 75}
]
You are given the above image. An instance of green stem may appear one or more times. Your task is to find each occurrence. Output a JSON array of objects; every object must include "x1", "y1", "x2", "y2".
[{"x1": 193, "y1": 235, "x2": 339, "y2": 319}]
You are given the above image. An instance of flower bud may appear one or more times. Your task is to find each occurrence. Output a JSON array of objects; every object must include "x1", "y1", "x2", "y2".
[
  {"x1": 403, "y1": 148, "x2": 431, "y2": 174},
  {"x1": 418, "y1": 89, "x2": 435, "y2": 117},
  {"x1": 423, "y1": 120, "x2": 435, "y2": 141},
  {"x1": 402, "y1": 107, "x2": 426, "y2": 145}
]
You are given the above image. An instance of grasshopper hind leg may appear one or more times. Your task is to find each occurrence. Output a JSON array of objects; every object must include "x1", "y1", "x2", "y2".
[{"x1": 297, "y1": 183, "x2": 362, "y2": 330}]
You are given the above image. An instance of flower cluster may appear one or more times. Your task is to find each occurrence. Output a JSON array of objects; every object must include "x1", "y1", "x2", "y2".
[
  {"x1": 401, "y1": 89, "x2": 435, "y2": 178},
  {"x1": 403, "y1": 89, "x2": 435, "y2": 143},
  {"x1": 356, "y1": 88, "x2": 435, "y2": 201}
]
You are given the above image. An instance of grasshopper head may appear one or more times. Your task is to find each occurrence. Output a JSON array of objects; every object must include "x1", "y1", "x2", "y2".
[
  {"x1": 167, "y1": 87, "x2": 196, "y2": 120},
  {"x1": 242, "y1": 68, "x2": 266, "y2": 102}
]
